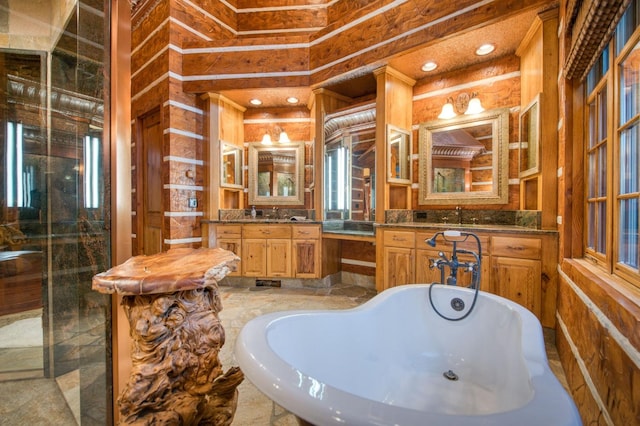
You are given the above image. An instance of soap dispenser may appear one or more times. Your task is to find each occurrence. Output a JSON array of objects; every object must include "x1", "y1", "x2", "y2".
[{"x1": 251, "y1": 206, "x2": 256, "y2": 219}]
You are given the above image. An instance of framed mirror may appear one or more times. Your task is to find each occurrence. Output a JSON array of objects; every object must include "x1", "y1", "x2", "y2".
[
  {"x1": 220, "y1": 141, "x2": 243, "y2": 189},
  {"x1": 418, "y1": 107, "x2": 510, "y2": 205},
  {"x1": 387, "y1": 125, "x2": 411, "y2": 184},
  {"x1": 324, "y1": 137, "x2": 351, "y2": 219},
  {"x1": 519, "y1": 94, "x2": 541, "y2": 178},
  {"x1": 248, "y1": 141, "x2": 305, "y2": 205},
  {"x1": 323, "y1": 102, "x2": 376, "y2": 221}
]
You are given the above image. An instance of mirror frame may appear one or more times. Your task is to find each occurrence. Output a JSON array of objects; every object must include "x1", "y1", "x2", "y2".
[
  {"x1": 387, "y1": 124, "x2": 412, "y2": 184},
  {"x1": 220, "y1": 141, "x2": 244, "y2": 189},
  {"x1": 418, "y1": 107, "x2": 510, "y2": 205},
  {"x1": 519, "y1": 94, "x2": 541, "y2": 178},
  {"x1": 248, "y1": 141, "x2": 305, "y2": 206}
]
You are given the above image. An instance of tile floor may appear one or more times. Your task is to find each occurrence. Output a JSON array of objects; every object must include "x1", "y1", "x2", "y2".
[{"x1": 0, "y1": 283, "x2": 568, "y2": 425}]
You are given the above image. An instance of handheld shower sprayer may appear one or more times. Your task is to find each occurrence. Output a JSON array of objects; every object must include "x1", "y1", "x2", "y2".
[{"x1": 425, "y1": 229, "x2": 483, "y2": 321}]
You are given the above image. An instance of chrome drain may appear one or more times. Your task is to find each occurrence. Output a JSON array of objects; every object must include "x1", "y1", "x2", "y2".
[
  {"x1": 443, "y1": 370, "x2": 459, "y2": 381},
  {"x1": 450, "y1": 297, "x2": 465, "y2": 311}
]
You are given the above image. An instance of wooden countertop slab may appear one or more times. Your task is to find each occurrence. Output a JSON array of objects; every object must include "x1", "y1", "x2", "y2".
[{"x1": 92, "y1": 247, "x2": 240, "y2": 295}]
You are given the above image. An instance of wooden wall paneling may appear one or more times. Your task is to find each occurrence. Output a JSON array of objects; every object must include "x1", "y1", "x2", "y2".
[
  {"x1": 112, "y1": 0, "x2": 133, "y2": 420},
  {"x1": 189, "y1": 0, "x2": 237, "y2": 32},
  {"x1": 237, "y1": 8, "x2": 327, "y2": 32},
  {"x1": 557, "y1": 262, "x2": 640, "y2": 425},
  {"x1": 374, "y1": 66, "x2": 415, "y2": 215},
  {"x1": 201, "y1": 94, "x2": 222, "y2": 219},
  {"x1": 131, "y1": 0, "x2": 170, "y2": 48},
  {"x1": 171, "y1": 0, "x2": 234, "y2": 42},
  {"x1": 201, "y1": 93, "x2": 246, "y2": 219},
  {"x1": 311, "y1": 0, "x2": 551, "y2": 85},
  {"x1": 515, "y1": 9, "x2": 559, "y2": 228},
  {"x1": 182, "y1": 36, "x2": 310, "y2": 92},
  {"x1": 131, "y1": 25, "x2": 170, "y2": 73},
  {"x1": 540, "y1": 233, "x2": 558, "y2": 327},
  {"x1": 517, "y1": 18, "x2": 544, "y2": 106},
  {"x1": 412, "y1": 55, "x2": 522, "y2": 211},
  {"x1": 321, "y1": 238, "x2": 341, "y2": 277},
  {"x1": 340, "y1": 240, "x2": 376, "y2": 276},
  {"x1": 539, "y1": 9, "x2": 559, "y2": 229}
]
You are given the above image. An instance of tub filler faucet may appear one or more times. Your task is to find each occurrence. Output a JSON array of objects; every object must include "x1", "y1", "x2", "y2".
[
  {"x1": 425, "y1": 230, "x2": 481, "y2": 289},
  {"x1": 425, "y1": 230, "x2": 483, "y2": 321}
]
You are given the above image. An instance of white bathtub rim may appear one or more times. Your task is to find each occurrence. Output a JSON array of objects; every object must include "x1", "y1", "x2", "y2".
[{"x1": 235, "y1": 284, "x2": 581, "y2": 426}]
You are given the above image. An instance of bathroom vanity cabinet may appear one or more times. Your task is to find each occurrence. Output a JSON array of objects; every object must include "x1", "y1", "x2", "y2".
[
  {"x1": 214, "y1": 224, "x2": 242, "y2": 276},
  {"x1": 242, "y1": 225, "x2": 292, "y2": 277},
  {"x1": 292, "y1": 225, "x2": 321, "y2": 278},
  {"x1": 381, "y1": 230, "x2": 415, "y2": 287},
  {"x1": 376, "y1": 226, "x2": 558, "y2": 327},
  {"x1": 209, "y1": 223, "x2": 321, "y2": 279}
]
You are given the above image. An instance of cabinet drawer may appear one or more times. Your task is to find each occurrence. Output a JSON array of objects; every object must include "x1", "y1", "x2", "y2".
[
  {"x1": 292, "y1": 225, "x2": 320, "y2": 239},
  {"x1": 491, "y1": 236, "x2": 541, "y2": 259},
  {"x1": 243, "y1": 225, "x2": 292, "y2": 239},
  {"x1": 415, "y1": 231, "x2": 488, "y2": 252},
  {"x1": 383, "y1": 230, "x2": 415, "y2": 248},
  {"x1": 216, "y1": 224, "x2": 242, "y2": 237}
]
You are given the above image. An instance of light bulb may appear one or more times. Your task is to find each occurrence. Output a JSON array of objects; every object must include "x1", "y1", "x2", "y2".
[
  {"x1": 464, "y1": 97, "x2": 484, "y2": 115},
  {"x1": 278, "y1": 131, "x2": 290, "y2": 143},
  {"x1": 438, "y1": 101, "x2": 456, "y2": 119}
]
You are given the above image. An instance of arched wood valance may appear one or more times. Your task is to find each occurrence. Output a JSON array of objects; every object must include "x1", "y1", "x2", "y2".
[{"x1": 564, "y1": 0, "x2": 631, "y2": 80}]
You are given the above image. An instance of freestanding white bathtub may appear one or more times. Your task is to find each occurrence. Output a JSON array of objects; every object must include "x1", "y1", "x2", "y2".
[{"x1": 235, "y1": 284, "x2": 581, "y2": 425}]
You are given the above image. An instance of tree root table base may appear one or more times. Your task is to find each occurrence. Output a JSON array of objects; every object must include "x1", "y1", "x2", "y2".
[{"x1": 93, "y1": 248, "x2": 243, "y2": 425}]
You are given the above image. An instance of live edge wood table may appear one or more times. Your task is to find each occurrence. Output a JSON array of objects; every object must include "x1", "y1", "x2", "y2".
[{"x1": 92, "y1": 247, "x2": 243, "y2": 425}]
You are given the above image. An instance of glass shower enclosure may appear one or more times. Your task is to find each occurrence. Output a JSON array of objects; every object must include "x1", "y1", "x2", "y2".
[{"x1": 0, "y1": 1, "x2": 111, "y2": 423}]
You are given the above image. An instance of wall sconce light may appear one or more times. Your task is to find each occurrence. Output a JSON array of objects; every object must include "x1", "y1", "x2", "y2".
[
  {"x1": 278, "y1": 130, "x2": 290, "y2": 143},
  {"x1": 261, "y1": 125, "x2": 290, "y2": 145},
  {"x1": 438, "y1": 93, "x2": 484, "y2": 119},
  {"x1": 464, "y1": 93, "x2": 484, "y2": 115},
  {"x1": 438, "y1": 97, "x2": 456, "y2": 119}
]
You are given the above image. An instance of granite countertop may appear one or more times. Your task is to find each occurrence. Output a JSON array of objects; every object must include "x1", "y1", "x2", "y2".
[
  {"x1": 203, "y1": 218, "x2": 322, "y2": 224},
  {"x1": 374, "y1": 222, "x2": 558, "y2": 234},
  {"x1": 322, "y1": 229, "x2": 375, "y2": 237}
]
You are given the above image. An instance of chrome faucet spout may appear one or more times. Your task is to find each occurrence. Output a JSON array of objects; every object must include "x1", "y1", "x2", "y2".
[{"x1": 455, "y1": 206, "x2": 463, "y2": 225}]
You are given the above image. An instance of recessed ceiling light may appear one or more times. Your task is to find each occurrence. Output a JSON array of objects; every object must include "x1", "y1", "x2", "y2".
[
  {"x1": 287, "y1": 96, "x2": 299, "y2": 104},
  {"x1": 475, "y1": 43, "x2": 495, "y2": 56},
  {"x1": 250, "y1": 98, "x2": 262, "y2": 106},
  {"x1": 421, "y1": 61, "x2": 437, "y2": 72}
]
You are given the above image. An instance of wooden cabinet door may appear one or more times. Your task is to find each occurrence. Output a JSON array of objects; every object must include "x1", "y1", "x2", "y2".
[
  {"x1": 266, "y1": 239, "x2": 292, "y2": 277},
  {"x1": 242, "y1": 239, "x2": 266, "y2": 277},
  {"x1": 217, "y1": 238, "x2": 241, "y2": 276},
  {"x1": 416, "y1": 249, "x2": 489, "y2": 289},
  {"x1": 383, "y1": 246, "x2": 414, "y2": 290},
  {"x1": 415, "y1": 249, "x2": 443, "y2": 284},
  {"x1": 492, "y1": 256, "x2": 541, "y2": 317},
  {"x1": 293, "y1": 239, "x2": 320, "y2": 278}
]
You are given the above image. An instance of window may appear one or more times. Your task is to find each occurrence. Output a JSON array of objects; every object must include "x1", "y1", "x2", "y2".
[{"x1": 585, "y1": 0, "x2": 640, "y2": 287}]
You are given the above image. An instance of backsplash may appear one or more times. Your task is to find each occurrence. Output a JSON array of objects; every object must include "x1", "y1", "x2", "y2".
[
  {"x1": 385, "y1": 209, "x2": 541, "y2": 229},
  {"x1": 219, "y1": 209, "x2": 316, "y2": 221}
]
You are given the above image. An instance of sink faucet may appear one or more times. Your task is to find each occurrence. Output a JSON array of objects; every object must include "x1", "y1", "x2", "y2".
[{"x1": 455, "y1": 206, "x2": 462, "y2": 225}]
